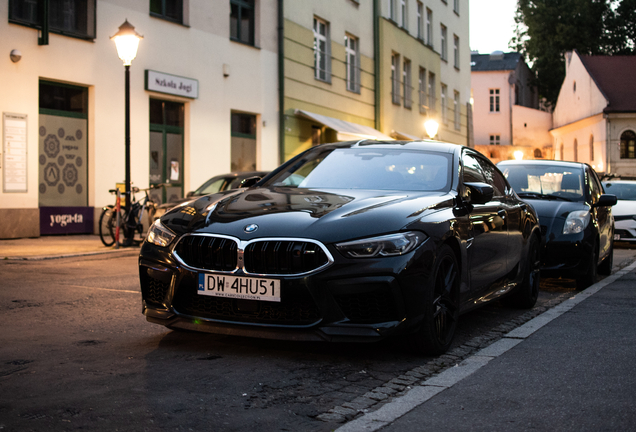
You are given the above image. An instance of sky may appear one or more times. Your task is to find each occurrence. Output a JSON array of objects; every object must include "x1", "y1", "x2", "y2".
[{"x1": 469, "y1": 0, "x2": 519, "y2": 54}]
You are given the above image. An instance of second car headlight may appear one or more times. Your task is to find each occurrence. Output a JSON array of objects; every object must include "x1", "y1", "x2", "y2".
[
  {"x1": 336, "y1": 232, "x2": 427, "y2": 258},
  {"x1": 563, "y1": 210, "x2": 590, "y2": 234},
  {"x1": 146, "y1": 219, "x2": 177, "y2": 247}
]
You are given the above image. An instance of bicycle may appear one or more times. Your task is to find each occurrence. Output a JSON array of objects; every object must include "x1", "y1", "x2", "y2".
[{"x1": 99, "y1": 184, "x2": 163, "y2": 247}]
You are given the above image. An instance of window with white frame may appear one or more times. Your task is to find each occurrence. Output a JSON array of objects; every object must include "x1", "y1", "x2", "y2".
[
  {"x1": 426, "y1": 8, "x2": 433, "y2": 46},
  {"x1": 490, "y1": 134, "x2": 501, "y2": 145},
  {"x1": 417, "y1": 2, "x2": 424, "y2": 40},
  {"x1": 400, "y1": 0, "x2": 407, "y2": 28},
  {"x1": 428, "y1": 72, "x2": 436, "y2": 113},
  {"x1": 453, "y1": 35, "x2": 459, "y2": 68},
  {"x1": 489, "y1": 88, "x2": 500, "y2": 112},
  {"x1": 454, "y1": 91, "x2": 460, "y2": 130},
  {"x1": 419, "y1": 67, "x2": 427, "y2": 114},
  {"x1": 403, "y1": 59, "x2": 412, "y2": 109},
  {"x1": 389, "y1": 0, "x2": 396, "y2": 20},
  {"x1": 313, "y1": 17, "x2": 331, "y2": 82},
  {"x1": 392, "y1": 53, "x2": 401, "y2": 105},
  {"x1": 345, "y1": 33, "x2": 360, "y2": 93},
  {"x1": 440, "y1": 24, "x2": 447, "y2": 61},
  {"x1": 441, "y1": 83, "x2": 448, "y2": 123},
  {"x1": 454, "y1": 0, "x2": 459, "y2": 14}
]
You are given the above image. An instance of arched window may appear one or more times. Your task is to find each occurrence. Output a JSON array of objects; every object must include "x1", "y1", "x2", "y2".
[
  {"x1": 560, "y1": 143, "x2": 564, "y2": 161},
  {"x1": 573, "y1": 138, "x2": 578, "y2": 162},
  {"x1": 534, "y1": 148, "x2": 542, "y2": 158},
  {"x1": 620, "y1": 130, "x2": 636, "y2": 159},
  {"x1": 589, "y1": 135, "x2": 594, "y2": 162}
]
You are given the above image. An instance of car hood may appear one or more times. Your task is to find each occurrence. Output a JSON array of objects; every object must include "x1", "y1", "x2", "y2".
[
  {"x1": 161, "y1": 187, "x2": 455, "y2": 243},
  {"x1": 522, "y1": 198, "x2": 589, "y2": 237}
]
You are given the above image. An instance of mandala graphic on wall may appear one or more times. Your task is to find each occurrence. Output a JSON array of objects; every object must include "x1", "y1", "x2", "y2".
[
  {"x1": 39, "y1": 126, "x2": 47, "y2": 137},
  {"x1": 44, "y1": 163, "x2": 60, "y2": 187},
  {"x1": 76, "y1": 129, "x2": 83, "y2": 140},
  {"x1": 58, "y1": 156, "x2": 65, "y2": 166},
  {"x1": 63, "y1": 164, "x2": 79, "y2": 187},
  {"x1": 58, "y1": 128, "x2": 65, "y2": 138},
  {"x1": 75, "y1": 157, "x2": 83, "y2": 167},
  {"x1": 44, "y1": 134, "x2": 61, "y2": 158},
  {"x1": 39, "y1": 154, "x2": 46, "y2": 165},
  {"x1": 58, "y1": 184, "x2": 65, "y2": 194},
  {"x1": 39, "y1": 183, "x2": 46, "y2": 194}
]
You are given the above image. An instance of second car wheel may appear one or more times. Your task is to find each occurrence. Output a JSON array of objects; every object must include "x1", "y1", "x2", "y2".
[
  {"x1": 576, "y1": 240, "x2": 598, "y2": 290},
  {"x1": 408, "y1": 244, "x2": 460, "y2": 356},
  {"x1": 503, "y1": 234, "x2": 540, "y2": 309}
]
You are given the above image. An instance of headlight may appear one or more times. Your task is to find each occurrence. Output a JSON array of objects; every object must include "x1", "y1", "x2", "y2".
[
  {"x1": 336, "y1": 232, "x2": 427, "y2": 258},
  {"x1": 146, "y1": 219, "x2": 177, "y2": 247},
  {"x1": 563, "y1": 210, "x2": 590, "y2": 234}
]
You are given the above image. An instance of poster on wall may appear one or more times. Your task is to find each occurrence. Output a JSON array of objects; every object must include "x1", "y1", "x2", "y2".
[
  {"x1": 3, "y1": 113, "x2": 28, "y2": 193},
  {"x1": 38, "y1": 114, "x2": 87, "y2": 207}
]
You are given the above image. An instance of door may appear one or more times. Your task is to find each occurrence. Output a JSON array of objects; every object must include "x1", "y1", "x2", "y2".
[
  {"x1": 462, "y1": 151, "x2": 508, "y2": 296},
  {"x1": 149, "y1": 99, "x2": 184, "y2": 204}
]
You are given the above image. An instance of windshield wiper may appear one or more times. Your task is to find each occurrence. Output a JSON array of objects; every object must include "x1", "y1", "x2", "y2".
[{"x1": 517, "y1": 192, "x2": 572, "y2": 202}]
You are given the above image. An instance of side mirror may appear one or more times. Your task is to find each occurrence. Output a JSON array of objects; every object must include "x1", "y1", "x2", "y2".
[
  {"x1": 464, "y1": 182, "x2": 494, "y2": 205},
  {"x1": 595, "y1": 194, "x2": 617, "y2": 207},
  {"x1": 239, "y1": 176, "x2": 262, "y2": 188}
]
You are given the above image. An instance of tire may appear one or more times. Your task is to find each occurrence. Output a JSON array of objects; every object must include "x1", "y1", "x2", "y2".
[
  {"x1": 576, "y1": 240, "x2": 598, "y2": 290},
  {"x1": 503, "y1": 235, "x2": 540, "y2": 309},
  {"x1": 98, "y1": 207, "x2": 116, "y2": 247},
  {"x1": 408, "y1": 245, "x2": 460, "y2": 356},
  {"x1": 598, "y1": 237, "x2": 614, "y2": 276}
]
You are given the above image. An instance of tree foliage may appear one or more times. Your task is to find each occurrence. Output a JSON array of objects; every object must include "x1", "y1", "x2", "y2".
[{"x1": 512, "y1": 0, "x2": 635, "y2": 108}]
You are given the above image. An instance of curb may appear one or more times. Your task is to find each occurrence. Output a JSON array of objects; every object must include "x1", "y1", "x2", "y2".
[{"x1": 2, "y1": 248, "x2": 140, "y2": 261}]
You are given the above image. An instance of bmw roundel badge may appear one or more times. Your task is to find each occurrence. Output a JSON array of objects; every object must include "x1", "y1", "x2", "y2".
[{"x1": 244, "y1": 224, "x2": 259, "y2": 233}]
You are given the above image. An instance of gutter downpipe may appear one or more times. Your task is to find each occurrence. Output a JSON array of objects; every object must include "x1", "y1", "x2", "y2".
[
  {"x1": 374, "y1": 0, "x2": 381, "y2": 132},
  {"x1": 278, "y1": 0, "x2": 285, "y2": 164}
]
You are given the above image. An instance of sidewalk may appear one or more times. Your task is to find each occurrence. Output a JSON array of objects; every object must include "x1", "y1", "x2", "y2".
[
  {"x1": 338, "y1": 261, "x2": 636, "y2": 432},
  {"x1": 0, "y1": 235, "x2": 140, "y2": 260}
]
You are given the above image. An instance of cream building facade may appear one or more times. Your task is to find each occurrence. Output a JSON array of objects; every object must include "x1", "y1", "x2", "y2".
[
  {"x1": 551, "y1": 50, "x2": 636, "y2": 176},
  {"x1": 1, "y1": 0, "x2": 279, "y2": 238}
]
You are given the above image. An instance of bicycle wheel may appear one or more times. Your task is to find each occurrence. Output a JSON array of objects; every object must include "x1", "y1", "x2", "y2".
[{"x1": 99, "y1": 206, "x2": 116, "y2": 247}]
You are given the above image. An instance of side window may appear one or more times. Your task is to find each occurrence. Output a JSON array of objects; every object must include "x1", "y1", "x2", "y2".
[
  {"x1": 477, "y1": 157, "x2": 506, "y2": 197},
  {"x1": 462, "y1": 153, "x2": 486, "y2": 183},
  {"x1": 151, "y1": 0, "x2": 184, "y2": 24},
  {"x1": 587, "y1": 169, "x2": 601, "y2": 203}
]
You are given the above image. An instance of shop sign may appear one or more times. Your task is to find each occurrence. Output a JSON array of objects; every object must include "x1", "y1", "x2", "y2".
[
  {"x1": 145, "y1": 70, "x2": 198, "y2": 99},
  {"x1": 40, "y1": 206, "x2": 94, "y2": 235}
]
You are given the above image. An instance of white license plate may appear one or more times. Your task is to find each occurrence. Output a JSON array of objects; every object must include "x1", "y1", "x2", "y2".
[
  {"x1": 198, "y1": 273, "x2": 281, "y2": 302},
  {"x1": 614, "y1": 234, "x2": 621, "y2": 241}
]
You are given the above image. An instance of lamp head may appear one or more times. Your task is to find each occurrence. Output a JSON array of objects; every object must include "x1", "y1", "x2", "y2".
[
  {"x1": 424, "y1": 119, "x2": 439, "y2": 139},
  {"x1": 111, "y1": 20, "x2": 143, "y2": 66}
]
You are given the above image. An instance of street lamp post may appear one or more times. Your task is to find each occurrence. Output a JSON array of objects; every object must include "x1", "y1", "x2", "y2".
[{"x1": 111, "y1": 20, "x2": 142, "y2": 245}]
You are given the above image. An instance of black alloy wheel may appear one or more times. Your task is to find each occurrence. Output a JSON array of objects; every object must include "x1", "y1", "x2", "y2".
[
  {"x1": 503, "y1": 234, "x2": 540, "y2": 309},
  {"x1": 576, "y1": 240, "x2": 598, "y2": 290},
  {"x1": 598, "y1": 237, "x2": 614, "y2": 276},
  {"x1": 409, "y1": 244, "x2": 460, "y2": 355}
]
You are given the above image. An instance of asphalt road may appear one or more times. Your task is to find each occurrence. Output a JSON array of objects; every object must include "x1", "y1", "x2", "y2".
[{"x1": 1, "y1": 247, "x2": 635, "y2": 432}]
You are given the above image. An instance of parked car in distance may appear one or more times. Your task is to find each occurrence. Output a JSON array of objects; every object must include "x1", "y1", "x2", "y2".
[
  {"x1": 140, "y1": 140, "x2": 541, "y2": 355},
  {"x1": 602, "y1": 179, "x2": 636, "y2": 243},
  {"x1": 498, "y1": 160, "x2": 616, "y2": 289},
  {"x1": 152, "y1": 171, "x2": 269, "y2": 220}
]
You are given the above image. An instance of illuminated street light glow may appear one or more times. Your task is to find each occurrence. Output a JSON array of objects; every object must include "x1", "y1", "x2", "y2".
[
  {"x1": 111, "y1": 20, "x2": 143, "y2": 66},
  {"x1": 514, "y1": 150, "x2": 524, "y2": 160},
  {"x1": 424, "y1": 119, "x2": 439, "y2": 139}
]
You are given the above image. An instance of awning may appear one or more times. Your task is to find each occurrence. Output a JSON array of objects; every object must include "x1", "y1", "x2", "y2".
[
  {"x1": 295, "y1": 109, "x2": 394, "y2": 141},
  {"x1": 392, "y1": 130, "x2": 422, "y2": 141}
]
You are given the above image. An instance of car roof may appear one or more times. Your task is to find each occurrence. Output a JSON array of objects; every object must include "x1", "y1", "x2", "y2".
[
  {"x1": 324, "y1": 139, "x2": 463, "y2": 154},
  {"x1": 497, "y1": 159, "x2": 587, "y2": 169}
]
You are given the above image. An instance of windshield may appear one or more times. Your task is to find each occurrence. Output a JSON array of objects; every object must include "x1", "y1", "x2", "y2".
[
  {"x1": 500, "y1": 164, "x2": 585, "y2": 201},
  {"x1": 603, "y1": 182, "x2": 636, "y2": 200},
  {"x1": 264, "y1": 148, "x2": 452, "y2": 192}
]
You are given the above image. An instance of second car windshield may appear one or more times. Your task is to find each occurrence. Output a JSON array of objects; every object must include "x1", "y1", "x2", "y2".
[
  {"x1": 502, "y1": 165, "x2": 585, "y2": 201},
  {"x1": 265, "y1": 148, "x2": 452, "y2": 192}
]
